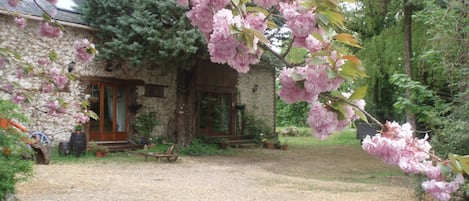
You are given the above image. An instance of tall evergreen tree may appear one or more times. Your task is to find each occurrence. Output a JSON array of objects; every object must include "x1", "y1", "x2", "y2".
[{"x1": 80, "y1": 0, "x2": 203, "y2": 69}]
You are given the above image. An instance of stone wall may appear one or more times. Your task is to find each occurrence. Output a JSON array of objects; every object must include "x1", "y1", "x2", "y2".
[
  {"x1": 0, "y1": 14, "x2": 178, "y2": 143},
  {"x1": 237, "y1": 64, "x2": 276, "y2": 135},
  {"x1": 1, "y1": 13, "x2": 275, "y2": 144}
]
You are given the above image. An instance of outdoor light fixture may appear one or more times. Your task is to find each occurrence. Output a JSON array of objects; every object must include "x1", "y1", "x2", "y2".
[
  {"x1": 67, "y1": 61, "x2": 76, "y2": 73},
  {"x1": 252, "y1": 84, "x2": 258, "y2": 93}
]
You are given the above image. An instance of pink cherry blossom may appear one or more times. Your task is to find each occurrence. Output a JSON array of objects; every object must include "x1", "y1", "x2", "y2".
[
  {"x1": 278, "y1": 67, "x2": 318, "y2": 103},
  {"x1": 426, "y1": 165, "x2": 444, "y2": 181},
  {"x1": 253, "y1": 0, "x2": 280, "y2": 9},
  {"x1": 227, "y1": 45, "x2": 262, "y2": 73},
  {"x1": 16, "y1": 67, "x2": 25, "y2": 79},
  {"x1": 38, "y1": 57, "x2": 51, "y2": 66},
  {"x1": 39, "y1": 22, "x2": 63, "y2": 38},
  {"x1": 49, "y1": 67, "x2": 60, "y2": 76},
  {"x1": 303, "y1": 64, "x2": 344, "y2": 95},
  {"x1": 47, "y1": 0, "x2": 58, "y2": 4},
  {"x1": 244, "y1": 12, "x2": 267, "y2": 32},
  {"x1": 11, "y1": 94, "x2": 26, "y2": 104},
  {"x1": 176, "y1": 0, "x2": 189, "y2": 7},
  {"x1": 42, "y1": 82, "x2": 54, "y2": 93},
  {"x1": 2, "y1": 84, "x2": 14, "y2": 92},
  {"x1": 53, "y1": 75, "x2": 68, "y2": 89},
  {"x1": 186, "y1": 3, "x2": 214, "y2": 38},
  {"x1": 362, "y1": 133, "x2": 406, "y2": 165},
  {"x1": 74, "y1": 112, "x2": 90, "y2": 124},
  {"x1": 208, "y1": 9, "x2": 263, "y2": 72},
  {"x1": 8, "y1": 0, "x2": 19, "y2": 7},
  {"x1": 209, "y1": 0, "x2": 230, "y2": 10},
  {"x1": 422, "y1": 174, "x2": 464, "y2": 201},
  {"x1": 48, "y1": 9, "x2": 58, "y2": 17},
  {"x1": 14, "y1": 17, "x2": 26, "y2": 29},
  {"x1": 279, "y1": 2, "x2": 317, "y2": 37},
  {"x1": 74, "y1": 39, "x2": 97, "y2": 63},
  {"x1": 45, "y1": 100, "x2": 67, "y2": 116},
  {"x1": 307, "y1": 102, "x2": 338, "y2": 139}
]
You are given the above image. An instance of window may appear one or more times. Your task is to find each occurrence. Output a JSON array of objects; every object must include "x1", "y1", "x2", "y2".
[{"x1": 144, "y1": 84, "x2": 166, "y2": 98}]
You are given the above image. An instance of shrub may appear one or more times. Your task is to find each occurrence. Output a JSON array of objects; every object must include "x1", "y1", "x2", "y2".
[
  {"x1": 0, "y1": 100, "x2": 33, "y2": 199},
  {"x1": 179, "y1": 139, "x2": 219, "y2": 156}
]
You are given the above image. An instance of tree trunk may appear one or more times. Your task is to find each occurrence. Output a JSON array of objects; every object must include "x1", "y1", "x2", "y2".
[
  {"x1": 176, "y1": 69, "x2": 187, "y2": 147},
  {"x1": 403, "y1": 0, "x2": 417, "y2": 132}
]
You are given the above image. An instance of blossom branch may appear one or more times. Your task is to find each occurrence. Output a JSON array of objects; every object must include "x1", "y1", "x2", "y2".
[{"x1": 320, "y1": 92, "x2": 384, "y2": 128}]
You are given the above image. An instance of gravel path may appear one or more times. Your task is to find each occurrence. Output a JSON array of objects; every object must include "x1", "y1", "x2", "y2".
[{"x1": 16, "y1": 155, "x2": 416, "y2": 201}]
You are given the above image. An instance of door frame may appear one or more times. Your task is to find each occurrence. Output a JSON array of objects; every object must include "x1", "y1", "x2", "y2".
[
  {"x1": 197, "y1": 90, "x2": 235, "y2": 137},
  {"x1": 87, "y1": 81, "x2": 129, "y2": 141}
]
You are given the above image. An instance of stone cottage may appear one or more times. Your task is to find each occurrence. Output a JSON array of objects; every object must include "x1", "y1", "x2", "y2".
[{"x1": 0, "y1": 0, "x2": 275, "y2": 146}]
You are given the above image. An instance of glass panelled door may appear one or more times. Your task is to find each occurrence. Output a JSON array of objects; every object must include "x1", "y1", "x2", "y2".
[
  {"x1": 198, "y1": 92, "x2": 233, "y2": 136},
  {"x1": 89, "y1": 83, "x2": 128, "y2": 141}
]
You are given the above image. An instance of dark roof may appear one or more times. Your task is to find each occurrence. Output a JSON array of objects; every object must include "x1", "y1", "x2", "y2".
[{"x1": 0, "y1": 0, "x2": 88, "y2": 25}]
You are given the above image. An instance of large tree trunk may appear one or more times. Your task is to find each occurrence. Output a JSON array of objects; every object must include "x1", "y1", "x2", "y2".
[
  {"x1": 176, "y1": 69, "x2": 187, "y2": 147},
  {"x1": 403, "y1": 0, "x2": 417, "y2": 132}
]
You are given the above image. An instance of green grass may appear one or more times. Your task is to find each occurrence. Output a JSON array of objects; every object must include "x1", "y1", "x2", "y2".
[{"x1": 278, "y1": 127, "x2": 359, "y2": 146}]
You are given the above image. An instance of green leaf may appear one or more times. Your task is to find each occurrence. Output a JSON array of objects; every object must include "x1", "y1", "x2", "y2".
[
  {"x1": 308, "y1": 57, "x2": 327, "y2": 65},
  {"x1": 88, "y1": 110, "x2": 100, "y2": 120},
  {"x1": 329, "y1": 102, "x2": 347, "y2": 120},
  {"x1": 338, "y1": 61, "x2": 368, "y2": 81},
  {"x1": 42, "y1": 13, "x2": 52, "y2": 22},
  {"x1": 291, "y1": 72, "x2": 304, "y2": 82},
  {"x1": 449, "y1": 153, "x2": 463, "y2": 174},
  {"x1": 319, "y1": 10, "x2": 345, "y2": 29},
  {"x1": 440, "y1": 165, "x2": 452, "y2": 178},
  {"x1": 66, "y1": 73, "x2": 78, "y2": 81},
  {"x1": 48, "y1": 51, "x2": 58, "y2": 62},
  {"x1": 246, "y1": 6, "x2": 269, "y2": 16},
  {"x1": 455, "y1": 155, "x2": 469, "y2": 175},
  {"x1": 349, "y1": 85, "x2": 368, "y2": 100},
  {"x1": 353, "y1": 108, "x2": 368, "y2": 122},
  {"x1": 342, "y1": 55, "x2": 361, "y2": 64},
  {"x1": 334, "y1": 33, "x2": 361, "y2": 48}
]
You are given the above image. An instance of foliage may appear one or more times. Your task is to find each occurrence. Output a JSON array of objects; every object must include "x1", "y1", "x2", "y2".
[
  {"x1": 0, "y1": 100, "x2": 33, "y2": 199},
  {"x1": 80, "y1": 0, "x2": 204, "y2": 68},
  {"x1": 412, "y1": 0, "x2": 469, "y2": 159},
  {"x1": 87, "y1": 142, "x2": 109, "y2": 153},
  {"x1": 431, "y1": 76, "x2": 469, "y2": 157},
  {"x1": 390, "y1": 73, "x2": 449, "y2": 129},
  {"x1": 244, "y1": 113, "x2": 273, "y2": 143},
  {"x1": 275, "y1": 96, "x2": 309, "y2": 127},
  {"x1": 133, "y1": 112, "x2": 159, "y2": 141},
  {"x1": 179, "y1": 139, "x2": 219, "y2": 156}
]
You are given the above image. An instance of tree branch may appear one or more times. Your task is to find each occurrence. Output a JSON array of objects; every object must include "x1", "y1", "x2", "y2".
[
  {"x1": 259, "y1": 43, "x2": 293, "y2": 68},
  {"x1": 320, "y1": 93, "x2": 384, "y2": 129}
]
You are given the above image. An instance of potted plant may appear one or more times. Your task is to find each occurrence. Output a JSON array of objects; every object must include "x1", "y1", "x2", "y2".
[
  {"x1": 216, "y1": 138, "x2": 230, "y2": 149},
  {"x1": 281, "y1": 139, "x2": 288, "y2": 150},
  {"x1": 88, "y1": 141, "x2": 109, "y2": 157},
  {"x1": 74, "y1": 124, "x2": 83, "y2": 134},
  {"x1": 133, "y1": 112, "x2": 159, "y2": 145},
  {"x1": 262, "y1": 139, "x2": 275, "y2": 149}
]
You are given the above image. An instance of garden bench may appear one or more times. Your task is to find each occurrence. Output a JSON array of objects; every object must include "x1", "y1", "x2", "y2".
[{"x1": 128, "y1": 144, "x2": 179, "y2": 162}]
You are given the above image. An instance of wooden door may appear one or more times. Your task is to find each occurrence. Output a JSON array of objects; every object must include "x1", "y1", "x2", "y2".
[
  {"x1": 198, "y1": 92, "x2": 233, "y2": 136},
  {"x1": 88, "y1": 83, "x2": 128, "y2": 141}
]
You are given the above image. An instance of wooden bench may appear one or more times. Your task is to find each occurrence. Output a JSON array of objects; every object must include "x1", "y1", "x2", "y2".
[{"x1": 128, "y1": 144, "x2": 179, "y2": 162}]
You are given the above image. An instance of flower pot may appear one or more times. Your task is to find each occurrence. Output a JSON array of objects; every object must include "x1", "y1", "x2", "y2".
[
  {"x1": 263, "y1": 141, "x2": 274, "y2": 149},
  {"x1": 281, "y1": 144, "x2": 288, "y2": 150},
  {"x1": 218, "y1": 142, "x2": 229, "y2": 149},
  {"x1": 95, "y1": 151, "x2": 108, "y2": 158}
]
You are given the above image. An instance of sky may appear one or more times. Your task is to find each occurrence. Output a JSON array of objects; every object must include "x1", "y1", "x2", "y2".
[{"x1": 55, "y1": 0, "x2": 78, "y2": 11}]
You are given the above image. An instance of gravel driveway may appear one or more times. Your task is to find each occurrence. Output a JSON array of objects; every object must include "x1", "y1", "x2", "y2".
[{"x1": 16, "y1": 151, "x2": 416, "y2": 201}]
